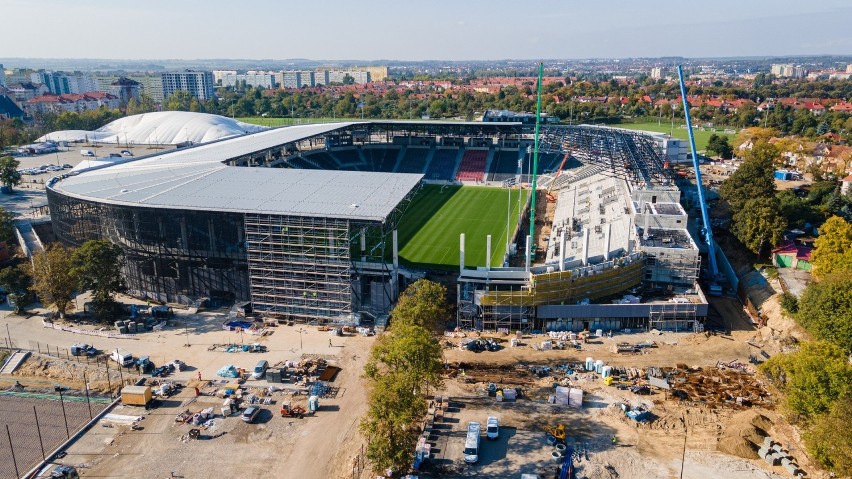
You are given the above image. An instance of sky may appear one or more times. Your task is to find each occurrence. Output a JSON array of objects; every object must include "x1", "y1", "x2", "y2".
[{"x1": 2, "y1": 0, "x2": 851, "y2": 61}]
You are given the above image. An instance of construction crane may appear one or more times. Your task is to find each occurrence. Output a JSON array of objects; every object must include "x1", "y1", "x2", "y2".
[
  {"x1": 546, "y1": 148, "x2": 572, "y2": 202},
  {"x1": 677, "y1": 65, "x2": 723, "y2": 296}
]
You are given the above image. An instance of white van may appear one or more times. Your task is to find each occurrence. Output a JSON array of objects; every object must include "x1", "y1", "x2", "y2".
[
  {"x1": 252, "y1": 359, "x2": 269, "y2": 379},
  {"x1": 110, "y1": 348, "x2": 133, "y2": 367},
  {"x1": 486, "y1": 416, "x2": 499, "y2": 440},
  {"x1": 464, "y1": 421, "x2": 481, "y2": 464},
  {"x1": 80, "y1": 149, "x2": 95, "y2": 157}
]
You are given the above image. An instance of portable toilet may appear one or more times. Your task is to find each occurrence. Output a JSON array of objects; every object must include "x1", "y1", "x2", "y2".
[
  {"x1": 585, "y1": 357, "x2": 594, "y2": 371},
  {"x1": 595, "y1": 360, "x2": 605, "y2": 374},
  {"x1": 308, "y1": 395, "x2": 319, "y2": 412},
  {"x1": 602, "y1": 366, "x2": 613, "y2": 378}
]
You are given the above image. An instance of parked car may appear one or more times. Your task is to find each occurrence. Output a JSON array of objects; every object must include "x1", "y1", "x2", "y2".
[
  {"x1": 486, "y1": 416, "x2": 499, "y2": 440},
  {"x1": 241, "y1": 406, "x2": 261, "y2": 423},
  {"x1": 120, "y1": 150, "x2": 133, "y2": 157},
  {"x1": 70, "y1": 343, "x2": 98, "y2": 357}
]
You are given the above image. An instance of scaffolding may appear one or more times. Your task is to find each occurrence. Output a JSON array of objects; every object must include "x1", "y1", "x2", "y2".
[
  {"x1": 245, "y1": 214, "x2": 355, "y2": 321},
  {"x1": 648, "y1": 301, "x2": 699, "y2": 332}
]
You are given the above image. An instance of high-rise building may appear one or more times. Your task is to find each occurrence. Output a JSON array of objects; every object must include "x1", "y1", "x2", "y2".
[
  {"x1": 364, "y1": 66, "x2": 388, "y2": 82},
  {"x1": 108, "y1": 77, "x2": 142, "y2": 105},
  {"x1": 846, "y1": 64, "x2": 852, "y2": 74},
  {"x1": 279, "y1": 71, "x2": 314, "y2": 88},
  {"x1": 770, "y1": 64, "x2": 807, "y2": 78},
  {"x1": 0, "y1": 65, "x2": 5, "y2": 87},
  {"x1": 215, "y1": 71, "x2": 276, "y2": 89},
  {"x1": 30, "y1": 71, "x2": 99, "y2": 94},
  {"x1": 650, "y1": 67, "x2": 666, "y2": 79},
  {"x1": 94, "y1": 74, "x2": 165, "y2": 102},
  {"x1": 212, "y1": 70, "x2": 237, "y2": 85},
  {"x1": 161, "y1": 71, "x2": 215, "y2": 100}
]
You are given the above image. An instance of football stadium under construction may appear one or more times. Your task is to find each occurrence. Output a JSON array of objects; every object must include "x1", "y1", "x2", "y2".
[{"x1": 46, "y1": 117, "x2": 709, "y2": 331}]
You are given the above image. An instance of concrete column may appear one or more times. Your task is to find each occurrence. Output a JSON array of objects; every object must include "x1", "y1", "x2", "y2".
[
  {"x1": 604, "y1": 222, "x2": 612, "y2": 261},
  {"x1": 392, "y1": 230, "x2": 399, "y2": 271},
  {"x1": 392, "y1": 229, "x2": 399, "y2": 298},
  {"x1": 360, "y1": 227, "x2": 366, "y2": 262},
  {"x1": 525, "y1": 234, "x2": 531, "y2": 272},
  {"x1": 582, "y1": 227, "x2": 590, "y2": 266},
  {"x1": 486, "y1": 235, "x2": 492, "y2": 270},
  {"x1": 559, "y1": 230, "x2": 566, "y2": 272},
  {"x1": 643, "y1": 208, "x2": 651, "y2": 239},
  {"x1": 460, "y1": 233, "x2": 466, "y2": 273}
]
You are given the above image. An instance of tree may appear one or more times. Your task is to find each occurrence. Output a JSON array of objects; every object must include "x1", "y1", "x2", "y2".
[
  {"x1": 360, "y1": 371, "x2": 426, "y2": 473},
  {"x1": 342, "y1": 74, "x2": 355, "y2": 85},
  {"x1": 0, "y1": 264, "x2": 32, "y2": 314},
  {"x1": 730, "y1": 196, "x2": 786, "y2": 254},
  {"x1": 759, "y1": 341, "x2": 852, "y2": 421},
  {"x1": 0, "y1": 156, "x2": 21, "y2": 191},
  {"x1": 805, "y1": 396, "x2": 852, "y2": 476},
  {"x1": 71, "y1": 240, "x2": 124, "y2": 318},
  {"x1": 365, "y1": 323, "x2": 444, "y2": 396},
  {"x1": 810, "y1": 216, "x2": 852, "y2": 278},
  {"x1": 31, "y1": 245, "x2": 78, "y2": 318},
  {"x1": 360, "y1": 280, "x2": 445, "y2": 474},
  {"x1": 0, "y1": 206, "x2": 16, "y2": 246},
  {"x1": 796, "y1": 271, "x2": 852, "y2": 352},
  {"x1": 719, "y1": 140, "x2": 777, "y2": 212},
  {"x1": 706, "y1": 134, "x2": 733, "y2": 159},
  {"x1": 390, "y1": 279, "x2": 451, "y2": 333}
]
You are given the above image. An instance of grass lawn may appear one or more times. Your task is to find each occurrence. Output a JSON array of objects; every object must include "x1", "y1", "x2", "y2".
[
  {"x1": 614, "y1": 122, "x2": 737, "y2": 151},
  {"x1": 396, "y1": 185, "x2": 528, "y2": 269}
]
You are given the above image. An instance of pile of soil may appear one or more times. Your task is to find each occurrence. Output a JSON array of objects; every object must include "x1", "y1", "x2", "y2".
[
  {"x1": 14, "y1": 353, "x2": 130, "y2": 393},
  {"x1": 717, "y1": 410, "x2": 773, "y2": 459}
]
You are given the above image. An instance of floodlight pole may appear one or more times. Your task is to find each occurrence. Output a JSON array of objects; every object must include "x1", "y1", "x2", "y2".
[{"x1": 527, "y1": 62, "x2": 543, "y2": 261}]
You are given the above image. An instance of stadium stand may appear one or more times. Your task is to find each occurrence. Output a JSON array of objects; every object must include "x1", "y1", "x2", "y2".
[
  {"x1": 456, "y1": 149, "x2": 488, "y2": 182},
  {"x1": 363, "y1": 147, "x2": 401, "y2": 172},
  {"x1": 396, "y1": 147, "x2": 431, "y2": 174},
  {"x1": 487, "y1": 149, "x2": 521, "y2": 182},
  {"x1": 425, "y1": 148, "x2": 459, "y2": 181},
  {"x1": 302, "y1": 151, "x2": 339, "y2": 170},
  {"x1": 329, "y1": 149, "x2": 362, "y2": 169}
]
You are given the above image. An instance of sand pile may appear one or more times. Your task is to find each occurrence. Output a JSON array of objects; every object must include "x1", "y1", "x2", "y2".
[{"x1": 717, "y1": 410, "x2": 773, "y2": 459}]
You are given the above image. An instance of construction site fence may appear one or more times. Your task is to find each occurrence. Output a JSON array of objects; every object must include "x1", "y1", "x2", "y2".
[
  {"x1": 0, "y1": 389, "x2": 111, "y2": 479},
  {"x1": 2, "y1": 338, "x2": 139, "y2": 396}
]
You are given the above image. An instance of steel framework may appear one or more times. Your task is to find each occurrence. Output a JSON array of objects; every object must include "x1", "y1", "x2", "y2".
[{"x1": 540, "y1": 125, "x2": 672, "y2": 185}]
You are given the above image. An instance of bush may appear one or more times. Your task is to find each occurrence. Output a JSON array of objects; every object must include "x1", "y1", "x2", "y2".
[{"x1": 779, "y1": 292, "x2": 799, "y2": 314}]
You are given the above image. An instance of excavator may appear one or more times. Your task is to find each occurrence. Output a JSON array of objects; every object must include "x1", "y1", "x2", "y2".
[{"x1": 545, "y1": 148, "x2": 572, "y2": 203}]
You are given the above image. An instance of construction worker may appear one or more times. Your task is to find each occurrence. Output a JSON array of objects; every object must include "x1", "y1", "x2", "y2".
[
  {"x1": 329, "y1": 339, "x2": 332, "y2": 347},
  {"x1": 611, "y1": 435, "x2": 617, "y2": 445}
]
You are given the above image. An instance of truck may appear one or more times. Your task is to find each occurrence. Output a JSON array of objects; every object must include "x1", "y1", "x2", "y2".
[
  {"x1": 464, "y1": 421, "x2": 481, "y2": 464},
  {"x1": 110, "y1": 348, "x2": 134, "y2": 367},
  {"x1": 120, "y1": 385, "x2": 153, "y2": 407}
]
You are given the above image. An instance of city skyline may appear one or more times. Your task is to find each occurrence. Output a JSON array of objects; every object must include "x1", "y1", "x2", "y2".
[{"x1": 1, "y1": 0, "x2": 851, "y2": 61}]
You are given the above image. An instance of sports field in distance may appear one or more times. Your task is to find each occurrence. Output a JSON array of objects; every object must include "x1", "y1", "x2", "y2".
[
  {"x1": 397, "y1": 185, "x2": 528, "y2": 269},
  {"x1": 615, "y1": 122, "x2": 737, "y2": 151}
]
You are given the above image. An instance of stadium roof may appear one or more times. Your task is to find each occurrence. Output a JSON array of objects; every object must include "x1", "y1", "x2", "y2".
[
  {"x1": 37, "y1": 111, "x2": 266, "y2": 144},
  {"x1": 50, "y1": 122, "x2": 423, "y2": 221}
]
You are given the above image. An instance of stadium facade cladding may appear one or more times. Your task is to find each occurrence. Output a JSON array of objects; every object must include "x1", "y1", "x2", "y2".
[{"x1": 47, "y1": 120, "x2": 706, "y2": 328}]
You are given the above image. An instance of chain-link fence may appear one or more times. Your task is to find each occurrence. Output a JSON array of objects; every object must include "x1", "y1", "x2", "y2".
[{"x1": 0, "y1": 391, "x2": 111, "y2": 479}]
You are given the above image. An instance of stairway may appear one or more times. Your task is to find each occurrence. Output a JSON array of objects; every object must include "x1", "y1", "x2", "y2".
[{"x1": 0, "y1": 351, "x2": 30, "y2": 374}]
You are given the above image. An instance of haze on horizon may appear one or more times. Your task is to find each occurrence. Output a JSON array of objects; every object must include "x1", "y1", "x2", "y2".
[{"x1": 2, "y1": 0, "x2": 851, "y2": 61}]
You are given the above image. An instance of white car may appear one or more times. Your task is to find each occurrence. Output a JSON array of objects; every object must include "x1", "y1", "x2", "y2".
[{"x1": 486, "y1": 416, "x2": 499, "y2": 440}]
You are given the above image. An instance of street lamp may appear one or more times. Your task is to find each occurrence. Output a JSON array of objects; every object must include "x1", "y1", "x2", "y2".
[
  {"x1": 54, "y1": 386, "x2": 70, "y2": 438},
  {"x1": 297, "y1": 328, "x2": 305, "y2": 354}
]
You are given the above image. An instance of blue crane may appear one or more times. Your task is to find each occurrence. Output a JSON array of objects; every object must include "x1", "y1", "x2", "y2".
[{"x1": 677, "y1": 65, "x2": 722, "y2": 295}]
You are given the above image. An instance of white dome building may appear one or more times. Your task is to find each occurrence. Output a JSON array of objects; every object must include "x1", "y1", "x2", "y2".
[{"x1": 38, "y1": 111, "x2": 267, "y2": 145}]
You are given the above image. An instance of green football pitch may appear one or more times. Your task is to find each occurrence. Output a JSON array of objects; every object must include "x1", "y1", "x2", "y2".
[{"x1": 396, "y1": 185, "x2": 529, "y2": 269}]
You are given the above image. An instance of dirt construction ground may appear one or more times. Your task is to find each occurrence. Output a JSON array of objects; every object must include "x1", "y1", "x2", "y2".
[{"x1": 0, "y1": 286, "x2": 825, "y2": 479}]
